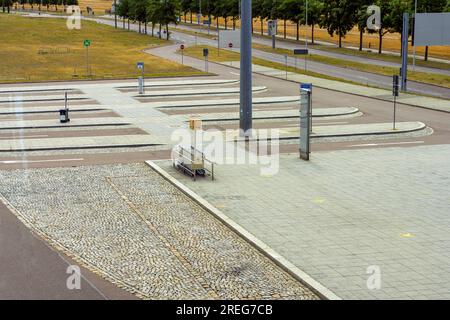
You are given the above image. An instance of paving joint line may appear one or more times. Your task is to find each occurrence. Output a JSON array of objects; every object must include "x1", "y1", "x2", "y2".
[
  {"x1": 145, "y1": 160, "x2": 340, "y2": 300},
  {"x1": 105, "y1": 176, "x2": 220, "y2": 299}
]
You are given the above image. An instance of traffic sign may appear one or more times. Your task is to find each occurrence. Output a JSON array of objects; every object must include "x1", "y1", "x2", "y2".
[
  {"x1": 268, "y1": 20, "x2": 277, "y2": 36},
  {"x1": 228, "y1": 43, "x2": 233, "y2": 48},
  {"x1": 300, "y1": 83, "x2": 312, "y2": 92},
  {"x1": 83, "y1": 39, "x2": 91, "y2": 47},
  {"x1": 294, "y1": 49, "x2": 309, "y2": 55},
  {"x1": 203, "y1": 48, "x2": 209, "y2": 57},
  {"x1": 180, "y1": 44, "x2": 185, "y2": 50},
  {"x1": 137, "y1": 62, "x2": 144, "y2": 70},
  {"x1": 392, "y1": 75, "x2": 399, "y2": 97}
]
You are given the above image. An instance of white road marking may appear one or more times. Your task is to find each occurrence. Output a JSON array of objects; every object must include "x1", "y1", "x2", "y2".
[
  {"x1": 0, "y1": 158, "x2": 84, "y2": 164},
  {"x1": 350, "y1": 141, "x2": 425, "y2": 147},
  {"x1": 230, "y1": 72, "x2": 240, "y2": 76}
]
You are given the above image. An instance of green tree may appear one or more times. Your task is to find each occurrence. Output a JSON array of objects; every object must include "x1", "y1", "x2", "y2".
[
  {"x1": 354, "y1": 0, "x2": 372, "y2": 51},
  {"x1": 320, "y1": 0, "x2": 359, "y2": 47},
  {"x1": 117, "y1": 0, "x2": 131, "y2": 29},
  {"x1": 301, "y1": 0, "x2": 324, "y2": 44},
  {"x1": 278, "y1": 0, "x2": 302, "y2": 40},
  {"x1": 148, "y1": 0, "x2": 180, "y2": 40}
]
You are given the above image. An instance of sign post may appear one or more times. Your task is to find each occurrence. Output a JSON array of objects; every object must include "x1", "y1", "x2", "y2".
[
  {"x1": 137, "y1": 62, "x2": 145, "y2": 94},
  {"x1": 284, "y1": 55, "x2": 288, "y2": 79},
  {"x1": 180, "y1": 44, "x2": 185, "y2": 65},
  {"x1": 392, "y1": 75, "x2": 399, "y2": 130},
  {"x1": 203, "y1": 48, "x2": 209, "y2": 72},
  {"x1": 268, "y1": 20, "x2": 277, "y2": 48},
  {"x1": 294, "y1": 48, "x2": 309, "y2": 71},
  {"x1": 83, "y1": 39, "x2": 91, "y2": 77},
  {"x1": 299, "y1": 83, "x2": 312, "y2": 161}
]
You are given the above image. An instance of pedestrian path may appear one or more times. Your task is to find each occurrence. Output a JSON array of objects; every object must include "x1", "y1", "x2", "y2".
[{"x1": 156, "y1": 144, "x2": 450, "y2": 299}]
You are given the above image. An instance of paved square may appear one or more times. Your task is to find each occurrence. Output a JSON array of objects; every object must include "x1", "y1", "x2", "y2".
[{"x1": 159, "y1": 144, "x2": 450, "y2": 299}]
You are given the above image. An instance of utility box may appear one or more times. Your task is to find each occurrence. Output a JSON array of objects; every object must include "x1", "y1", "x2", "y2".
[
  {"x1": 60, "y1": 109, "x2": 70, "y2": 123},
  {"x1": 138, "y1": 76, "x2": 144, "y2": 94}
]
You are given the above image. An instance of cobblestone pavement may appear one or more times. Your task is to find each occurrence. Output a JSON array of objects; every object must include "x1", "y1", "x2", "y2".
[
  {"x1": 0, "y1": 164, "x2": 318, "y2": 300},
  {"x1": 159, "y1": 144, "x2": 450, "y2": 300}
]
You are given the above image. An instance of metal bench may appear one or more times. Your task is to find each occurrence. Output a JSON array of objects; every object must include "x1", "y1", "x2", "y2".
[{"x1": 172, "y1": 145, "x2": 214, "y2": 181}]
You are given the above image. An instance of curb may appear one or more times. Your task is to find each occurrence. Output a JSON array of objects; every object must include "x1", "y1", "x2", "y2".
[
  {"x1": 0, "y1": 97, "x2": 90, "y2": 104},
  {"x1": 134, "y1": 87, "x2": 267, "y2": 99},
  {"x1": 0, "y1": 108, "x2": 107, "y2": 115},
  {"x1": 116, "y1": 79, "x2": 239, "y2": 90},
  {"x1": 145, "y1": 160, "x2": 341, "y2": 301},
  {"x1": 0, "y1": 123, "x2": 130, "y2": 131},
  {"x1": 198, "y1": 107, "x2": 360, "y2": 122}
]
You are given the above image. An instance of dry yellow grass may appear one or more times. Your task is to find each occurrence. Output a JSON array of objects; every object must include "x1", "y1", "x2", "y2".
[
  {"x1": 0, "y1": 14, "x2": 202, "y2": 83},
  {"x1": 78, "y1": 0, "x2": 113, "y2": 14}
]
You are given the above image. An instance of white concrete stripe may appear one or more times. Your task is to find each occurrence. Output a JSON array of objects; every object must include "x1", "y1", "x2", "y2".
[{"x1": 0, "y1": 158, "x2": 84, "y2": 164}]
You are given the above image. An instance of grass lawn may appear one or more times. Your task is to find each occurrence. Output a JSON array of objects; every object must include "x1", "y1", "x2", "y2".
[
  {"x1": 0, "y1": 14, "x2": 202, "y2": 83},
  {"x1": 252, "y1": 43, "x2": 450, "y2": 89}
]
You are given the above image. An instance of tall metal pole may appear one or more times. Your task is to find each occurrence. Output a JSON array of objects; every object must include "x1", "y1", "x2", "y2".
[
  {"x1": 240, "y1": 0, "x2": 252, "y2": 137},
  {"x1": 412, "y1": 0, "x2": 417, "y2": 70},
  {"x1": 198, "y1": 0, "x2": 201, "y2": 25},
  {"x1": 401, "y1": 12, "x2": 409, "y2": 91},
  {"x1": 114, "y1": 0, "x2": 117, "y2": 28},
  {"x1": 305, "y1": 0, "x2": 308, "y2": 49}
]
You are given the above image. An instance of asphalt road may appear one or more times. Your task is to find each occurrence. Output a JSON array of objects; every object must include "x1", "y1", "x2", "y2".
[
  {"x1": 0, "y1": 200, "x2": 137, "y2": 299},
  {"x1": 166, "y1": 26, "x2": 450, "y2": 99},
  {"x1": 172, "y1": 22, "x2": 450, "y2": 76}
]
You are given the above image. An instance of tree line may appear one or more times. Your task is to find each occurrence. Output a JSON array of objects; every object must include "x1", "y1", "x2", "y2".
[
  {"x1": 2, "y1": 0, "x2": 449, "y2": 55},
  {"x1": 2, "y1": 1, "x2": 79, "y2": 13},
  {"x1": 115, "y1": 0, "x2": 449, "y2": 54}
]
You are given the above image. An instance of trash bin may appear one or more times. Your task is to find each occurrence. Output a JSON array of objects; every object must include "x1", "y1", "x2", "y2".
[{"x1": 60, "y1": 109, "x2": 70, "y2": 123}]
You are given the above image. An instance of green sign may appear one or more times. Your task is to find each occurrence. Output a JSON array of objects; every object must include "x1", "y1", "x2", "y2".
[{"x1": 83, "y1": 39, "x2": 91, "y2": 47}]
